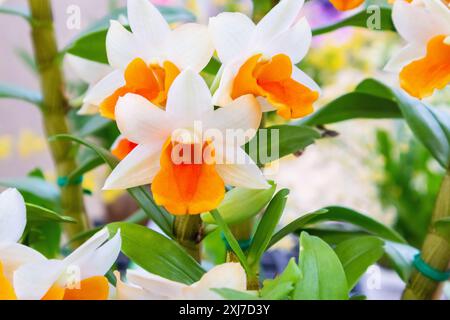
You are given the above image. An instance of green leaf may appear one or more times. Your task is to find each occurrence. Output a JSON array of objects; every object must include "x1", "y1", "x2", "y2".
[
  {"x1": 252, "y1": 0, "x2": 274, "y2": 22},
  {"x1": 435, "y1": 217, "x2": 450, "y2": 242},
  {"x1": 202, "y1": 57, "x2": 222, "y2": 75},
  {"x1": 247, "y1": 189, "x2": 289, "y2": 268},
  {"x1": 26, "y1": 203, "x2": 75, "y2": 224},
  {"x1": 76, "y1": 115, "x2": 114, "y2": 137},
  {"x1": 210, "y1": 209, "x2": 251, "y2": 275},
  {"x1": 260, "y1": 258, "x2": 302, "y2": 300},
  {"x1": 51, "y1": 134, "x2": 174, "y2": 237},
  {"x1": 0, "y1": 177, "x2": 60, "y2": 209},
  {"x1": 201, "y1": 182, "x2": 276, "y2": 225},
  {"x1": 293, "y1": 232, "x2": 348, "y2": 300},
  {"x1": 334, "y1": 236, "x2": 385, "y2": 291},
  {"x1": 312, "y1": 7, "x2": 395, "y2": 36},
  {"x1": 68, "y1": 155, "x2": 104, "y2": 183},
  {"x1": 246, "y1": 125, "x2": 321, "y2": 165},
  {"x1": 26, "y1": 222, "x2": 61, "y2": 259},
  {"x1": 0, "y1": 84, "x2": 42, "y2": 106},
  {"x1": 108, "y1": 222, "x2": 204, "y2": 284},
  {"x1": 384, "y1": 241, "x2": 419, "y2": 282},
  {"x1": 212, "y1": 288, "x2": 259, "y2": 300},
  {"x1": 269, "y1": 206, "x2": 406, "y2": 248},
  {"x1": 298, "y1": 92, "x2": 401, "y2": 126},
  {"x1": 65, "y1": 6, "x2": 196, "y2": 64}
]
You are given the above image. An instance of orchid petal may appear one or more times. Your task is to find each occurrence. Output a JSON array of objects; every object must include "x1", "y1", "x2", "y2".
[{"x1": 0, "y1": 188, "x2": 26, "y2": 243}]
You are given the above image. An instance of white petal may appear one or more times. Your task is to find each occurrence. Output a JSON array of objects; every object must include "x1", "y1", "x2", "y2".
[
  {"x1": 384, "y1": 44, "x2": 426, "y2": 72},
  {"x1": 166, "y1": 69, "x2": 213, "y2": 120},
  {"x1": 126, "y1": 269, "x2": 186, "y2": 298},
  {"x1": 257, "y1": 96, "x2": 277, "y2": 112},
  {"x1": 216, "y1": 147, "x2": 270, "y2": 189},
  {"x1": 165, "y1": 23, "x2": 214, "y2": 72},
  {"x1": 253, "y1": 0, "x2": 305, "y2": 46},
  {"x1": 0, "y1": 188, "x2": 26, "y2": 243},
  {"x1": 106, "y1": 20, "x2": 141, "y2": 69},
  {"x1": 83, "y1": 70, "x2": 125, "y2": 107},
  {"x1": 208, "y1": 12, "x2": 255, "y2": 63},
  {"x1": 183, "y1": 263, "x2": 247, "y2": 300},
  {"x1": 66, "y1": 54, "x2": 112, "y2": 84},
  {"x1": 0, "y1": 243, "x2": 46, "y2": 282},
  {"x1": 262, "y1": 17, "x2": 311, "y2": 64},
  {"x1": 212, "y1": 59, "x2": 243, "y2": 107},
  {"x1": 204, "y1": 95, "x2": 262, "y2": 146},
  {"x1": 127, "y1": 0, "x2": 170, "y2": 55},
  {"x1": 115, "y1": 271, "x2": 164, "y2": 300},
  {"x1": 63, "y1": 228, "x2": 110, "y2": 267},
  {"x1": 103, "y1": 143, "x2": 163, "y2": 190},
  {"x1": 78, "y1": 230, "x2": 122, "y2": 280},
  {"x1": 423, "y1": 0, "x2": 450, "y2": 31},
  {"x1": 14, "y1": 259, "x2": 65, "y2": 300},
  {"x1": 392, "y1": 0, "x2": 445, "y2": 44},
  {"x1": 115, "y1": 94, "x2": 172, "y2": 144},
  {"x1": 78, "y1": 101, "x2": 99, "y2": 115},
  {"x1": 292, "y1": 66, "x2": 321, "y2": 94}
]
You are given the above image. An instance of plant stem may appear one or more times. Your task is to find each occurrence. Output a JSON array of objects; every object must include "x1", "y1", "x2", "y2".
[
  {"x1": 28, "y1": 0, "x2": 89, "y2": 245},
  {"x1": 173, "y1": 215, "x2": 202, "y2": 262},
  {"x1": 402, "y1": 171, "x2": 450, "y2": 300}
]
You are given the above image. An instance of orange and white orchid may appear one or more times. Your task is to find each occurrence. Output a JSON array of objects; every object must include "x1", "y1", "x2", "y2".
[
  {"x1": 209, "y1": 0, "x2": 320, "y2": 120},
  {"x1": 0, "y1": 189, "x2": 121, "y2": 300},
  {"x1": 385, "y1": 0, "x2": 450, "y2": 99},
  {"x1": 103, "y1": 69, "x2": 270, "y2": 215},
  {"x1": 10, "y1": 228, "x2": 121, "y2": 300},
  {"x1": 116, "y1": 263, "x2": 247, "y2": 300},
  {"x1": 81, "y1": 0, "x2": 214, "y2": 119}
]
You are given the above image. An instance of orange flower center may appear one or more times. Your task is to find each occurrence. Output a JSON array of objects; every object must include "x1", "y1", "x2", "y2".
[
  {"x1": 42, "y1": 276, "x2": 110, "y2": 300},
  {"x1": 151, "y1": 140, "x2": 225, "y2": 215},
  {"x1": 112, "y1": 138, "x2": 138, "y2": 160},
  {"x1": 100, "y1": 58, "x2": 180, "y2": 120},
  {"x1": 329, "y1": 0, "x2": 365, "y2": 11},
  {"x1": 400, "y1": 35, "x2": 450, "y2": 99},
  {"x1": 0, "y1": 261, "x2": 16, "y2": 300},
  {"x1": 231, "y1": 54, "x2": 319, "y2": 120}
]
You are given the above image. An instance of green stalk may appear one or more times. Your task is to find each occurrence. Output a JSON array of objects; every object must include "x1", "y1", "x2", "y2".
[
  {"x1": 402, "y1": 171, "x2": 450, "y2": 300},
  {"x1": 173, "y1": 215, "x2": 202, "y2": 262},
  {"x1": 28, "y1": 0, "x2": 89, "y2": 245}
]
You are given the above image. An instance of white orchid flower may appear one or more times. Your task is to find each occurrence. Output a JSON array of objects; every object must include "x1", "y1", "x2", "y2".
[
  {"x1": 103, "y1": 69, "x2": 269, "y2": 215},
  {"x1": 10, "y1": 228, "x2": 121, "y2": 300},
  {"x1": 116, "y1": 263, "x2": 247, "y2": 300},
  {"x1": 0, "y1": 188, "x2": 45, "y2": 300},
  {"x1": 209, "y1": 0, "x2": 320, "y2": 120},
  {"x1": 385, "y1": 0, "x2": 450, "y2": 99},
  {"x1": 80, "y1": 0, "x2": 214, "y2": 120},
  {"x1": 0, "y1": 190, "x2": 121, "y2": 301}
]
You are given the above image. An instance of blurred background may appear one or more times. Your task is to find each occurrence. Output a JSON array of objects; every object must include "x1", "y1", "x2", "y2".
[{"x1": 1, "y1": 0, "x2": 449, "y2": 299}]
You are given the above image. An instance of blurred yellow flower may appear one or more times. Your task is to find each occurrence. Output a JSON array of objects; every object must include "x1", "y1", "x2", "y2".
[
  {"x1": 0, "y1": 135, "x2": 12, "y2": 160},
  {"x1": 18, "y1": 130, "x2": 46, "y2": 158}
]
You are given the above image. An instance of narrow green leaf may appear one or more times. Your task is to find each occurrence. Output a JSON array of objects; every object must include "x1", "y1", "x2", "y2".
[
  {"x1": 247, "y1": 189, "x2": 289, "y2": 268},
  {"x1": 26, "y1": 222, "x2": 61, "y2": 259},
  {"x1": 334, "y1": 236, "x2": 385, "y2": 291},
  {"x1": 68, "y1": 155, "x2": 104, "y2": 183},
  {"x1": 201, "y1": 182, "x2": 276, "y2": 225},
  {"x1": 76, "y1": 115, "x2": 114, "y2": 137},
  {"x1": 384, "y1": 241, "x2": 418, "y2": 282},
  {"x1": 210, "y1": 209, "x2": 251, "y2": 275},
  {"x1": 26, "y1": 203, "x2": 75, "y2": 224},
  {"x1": 260, "y1": 258, "x2": 302, "y2": 300},
  {"x1": 108, "y1": 222, "x2": 205, "y2": 284},
  {"x1": 0, "y1": 6, "x2": 31, "y2": 21},
  {"x1": 51, "y1": 134, "x2": 174, "y2": 237},
  {"x1": 269, "y1": 206, "x2": 405, "y2": 248},
  {"x1": 312, "y1": 7, "x2": 395, "y2": 36},
  {"x1": 246, "y1": 125, "x2": 321, "y2": 164},
  {"x1": 0, "y1": 177, "x2": 60, "y2": 209},
  {"x1": 293, "y1": 232, "x2": 348, "y2": 300},
  {"x1": 0, "y1": 84, "x2": 42, "y2": 106}
]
